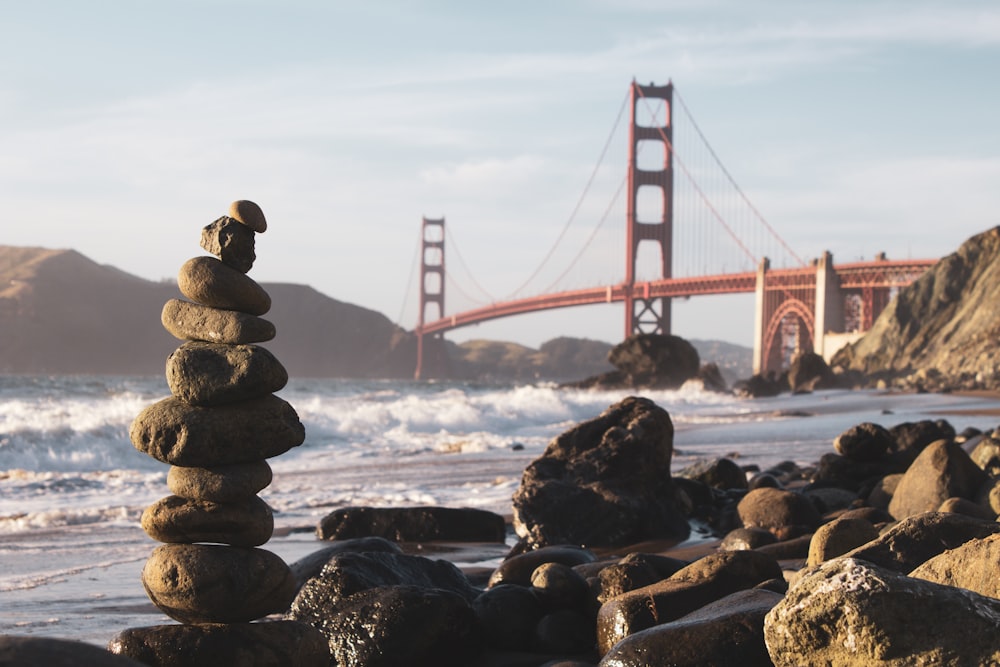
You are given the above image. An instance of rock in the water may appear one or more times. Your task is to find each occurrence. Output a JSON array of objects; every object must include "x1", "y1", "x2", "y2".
[
  {"x1": 909, "y1": 532, "x2": 1000, "y2": 598},
  {"x1": 0, "y1": 635, "x2": 146, "y2": 667},
  {"x1": 229, "y1": 199, "x2": 267, "y2": 233},
  {"x1": 842, "y1": 510, "x2": 1000, "y2": 573},
  {"x1": 141, "y1": 494, "x2": 273, "y2": 546},
  {"x1": 806, "y1": 517, "x2": 879, "y2": 566},
  {"x1": 601, "y1": 588, "x2": 782, "y2": 667},
  {"x1": 161, "y1": 299, "x2": 276, "y2": 344},
  {"x1": 764, "y1": 557, "x2": 1000, "y2": 665},
  {"x1": 888, "y1": 439, "x2": 988, "y2": 520},
  {"x1": 834, "y1": 421, "x2": 893, "y2": 462},
  {"x1": 167, "y1": 461, "x2": 273, "y2": 503},
  {"x1": 736, "y1": 487, "x2": 822, "y2": 538},
  {"x1": 512, "y1": 396, "x2": 690, "y2": 549},
  {"x1": 888, "y1": 419, "x2": 956, "y2": 468},
  {"x1": 166, "y1": 342, "x2": 288, "y2": 406},
  {"x1": 200, "y1": 215, "x2": 256, "y2": 273},
  {"x1": 607, "y1": 333, "x2": 700, "y2": 388},
  {"x1": 732, "y1": 373, "x2": 783, "y2": 398},
  {"x1": 108, "y1": 621, "x2": 329, "y2": 667},
  {"x1": 178, "y1": 256, "x2": 271, "y2": 316},
  {"x1": 596, "y1": 550, "x2": 782, "y2": 654},
  {"x1": 301, "y1": 585, "x2": 481, "y2": 667},
  {"x1": 130, "y1": 394, "x2": 305, "y2": 466},
  {"x1": 316, "y1": 505, "x2": 506, "y2": 543},
  {"x1": 489, "y1": 545, "x2": 598, "y2": 588},
  {"x1": 141, "y1": 544, "x2": 297, "y2": 624},
  {"x1": 787, "y1": 350, "x2": 836, "y2": 393}
]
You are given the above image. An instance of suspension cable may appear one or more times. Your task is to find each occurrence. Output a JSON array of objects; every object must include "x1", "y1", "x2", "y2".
[
  {"x1": 444, "y1": 225, "x2": 496, "y2": 303},
  {"x1": 396, "y1": 224, "x2": 423, "y2": 327}
]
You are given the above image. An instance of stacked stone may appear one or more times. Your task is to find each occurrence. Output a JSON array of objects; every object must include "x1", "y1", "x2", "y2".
[{"x1": 109, "y1": 202, "x2": 328, "y2": 666}]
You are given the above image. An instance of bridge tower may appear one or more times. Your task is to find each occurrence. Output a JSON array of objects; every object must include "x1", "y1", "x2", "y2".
[
  {"x1": 624, "y1": 79, "x2": 674, "y2": 337},
  {"x1": 415, "y1": 216, "x2": 445, "y2": 380}
]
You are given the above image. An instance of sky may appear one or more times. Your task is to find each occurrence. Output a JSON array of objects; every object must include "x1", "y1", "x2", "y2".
[{"x1": 2, "y1": 0, "x2": 999, "y2": 349}]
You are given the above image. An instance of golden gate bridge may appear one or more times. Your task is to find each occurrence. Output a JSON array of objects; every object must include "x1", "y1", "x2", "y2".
[{"x1": 405, "y1": 80, "x2": 935, "y2": 379}]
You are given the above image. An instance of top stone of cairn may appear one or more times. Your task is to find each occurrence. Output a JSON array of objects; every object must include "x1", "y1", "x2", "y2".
[{"x1": 229, "y1": 200, "x2": 267, "y2": 233}]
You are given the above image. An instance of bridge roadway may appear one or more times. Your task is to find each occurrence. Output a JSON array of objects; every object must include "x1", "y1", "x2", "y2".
[{"x1": 416, "y1": 258, "x2": 937, "y2": 339}]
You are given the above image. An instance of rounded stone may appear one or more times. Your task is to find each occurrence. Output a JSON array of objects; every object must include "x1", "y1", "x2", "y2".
[
  {"x1": 178, "y1": 256, "x2": 271, "y2": 316},
  {"x1": 834, "y1": 422, "x2": 893, "y2": 462},
  {"x1": 228, "y1": 200, "x2": 267, "y2": 233},
  {"x1": 530, "y1": 562, "x2": 590, "y2": 611},
  {"x1": 141, "y1": 544, "x2": 297, "y2": 624},
  {"x1": 161, "y1": 299, "x2": 276, "y2": 345},
  {"x1": 108, "y1": 621, "x2": 329, "y2": 667},
  {"x1": 736, "y1": 487, "x2": 822, "y2": 536},
  {"x1": 200, "y1": 215, "x2": 256, "y2": 273},
  {"x1": 806, "y1": 517, "x2": 879, "y2": 567},
  {"x1": 141, "y1": 494, "x2": 274, "y2": 547},
  {"x1": 167, "y1": 461, "x2": 273, "y2": 503},
  {"x1": 130, "y1": 394, "x2": 305, "y2": 467},
  {"x1": 166, "y1": 342, "x2": 288, "y2": 406}
]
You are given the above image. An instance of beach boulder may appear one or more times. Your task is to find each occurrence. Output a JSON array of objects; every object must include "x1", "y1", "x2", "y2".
[
  {"x1": 316, "y1": 505, "x2": 506, "y2": 543},
  {"x1": 0, "y1": 636, "x2": 146, "y2": 667},
  {"x1": 736, "y1": 487, "x2": 822, "y2": 539},
  {"x1": 888, "y1": 439, "x2": 987, "y2": 519},
  {"x1": 512, "y1": 396, "x2": 690, "y2": 549},
  {"x1": 909, "y1": 533, "x2": 1000, "y2": 598},
  {"x1": 834, "y1": 421, "x2": 893, "y2": 462},
  {"x1": 488, "y1": 545, "x2": 598, "y2": 588},
  {"x1": 786, "y1": 351, "x2": 836, "y2": 393},
  {"x1": 764, "y1": 557, "x2": 1000, "y2": 665}
]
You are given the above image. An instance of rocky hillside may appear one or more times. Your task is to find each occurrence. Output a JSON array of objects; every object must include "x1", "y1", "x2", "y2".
[{"x1": 832, "y1": 226, "x2": 1000, "y2": 390}]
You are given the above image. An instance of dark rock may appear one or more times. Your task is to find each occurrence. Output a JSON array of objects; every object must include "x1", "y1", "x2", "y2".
[
  {"x1": 289, "y1": 537, "x2": 403, "y2": 589},
  {"x1": 161, "y1": 298, "x2": 276, "y2": 345},
  {"x1": 178, "y1": 256, "x2": 271, "y2": 316},
  {"x1": 141, "y1": 544, "x2": 297, "y2": 624},
  {"x1": 888, "y1": 439, "x2": 988, "y2": 519},
  {"x1": 607, "y1": 334, "x2": 700, "y2": 388},
  {"x1": 811, "y1": 452, "x2": 888, "y2": 492},
  {"x1": 289, "y1": 551, "x2": 481, "y2": 625},
  {"x1": 601, "y1": 588, "x2": 782, "y2": 667},
  {"x1": 130, "y1": 394, "x2": 305, "y2": 466},
  {"x1": 0, "y1": 636, "x2": 145, "y2": 667},
  {"x1": 530, "y1": 562, "x2": 590, "y2": 611},
  {"x1": 473, "y1": 584, "x2": 544, "y2": 650},
  {"x1": 842, "y1": 510, "x2": 1000, "y2": 573},
  {"x1": 787, "y1": 351, "x2": 836, "y2": 393},
  {"x1": 887, "y1": 419, "x2": 956, "y2": 469},
  {"x1": 910, "y1": 533, "x2": 1000, "y2": 596},
  {"x1": 229, "y1": 199, "x2": 267, "y2": 233},
  {"x1": 489, "y1": 546, "x2": 598, "y2": 588},
  {"x1": 969, "y1": 434, "x2": 1000, "y2": 475},
  {"x1": 747, "y1": 473, "x2": 781, "y2": 490},
  {"x1": 200, "y1": 215, "x2": 256, "y2": 273},
  {"x1": 677, "y1": 457, "x2": 747, "y2": 491},
  {"x1": 806, "y1": 517, "x2": 879, "y2": 566},
  {"x1": 140, "y1": 494, "x2": 273, "y2": 546},
  {"x1": 867, "y1": 473, "x2": 903, "y2": 511},
  {"x1": 534, "y1": 609, "x2": 595, "y2": 655},
  {"x1": 802, "y1": 485, "x2": 859, "y2": 515},
  {"x1": 316, "y1": 505, "x2": 506, "y2": 543},
  {"x1": 719, "y1": 527, "x2": 777, "y2": 551},
  {"x1": 732, "y1": 373, "x2": 783, "y2": 398},
  {"x1": 108, "y1": 620, "x2": 329, "y2": 667},
  {"x1": 301, "y1": 585, "x2": 482, "y2": 667},
  {"x1": 764, "y1": 557, "x2": 1000, "y2": 665},
  {"x1": 834, "y1": 421, "x2": 893, "y2": 462},
  {"x1": 166, "y1": 342, "x2": 288, "y2": 406},
  {"x1": 512, "y1": 396, "x2": 690, "y2": 549},
  {"x1": 736, "y1": 487, "x2": 822, "y2": 538},
  {"x1": 596, "y1": 553, "x2": 688, "y2": 603},
  {"x1": 596, "y1": 550, "x2": 782, "y2": 654},
  {"x1": 167, "y1": 461, "x2": 273, "y2": 503}
]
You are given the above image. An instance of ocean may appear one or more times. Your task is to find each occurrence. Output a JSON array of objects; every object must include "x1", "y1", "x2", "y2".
[{"x1": 1, "y1": 374, "x2": 998, "y2": 647}]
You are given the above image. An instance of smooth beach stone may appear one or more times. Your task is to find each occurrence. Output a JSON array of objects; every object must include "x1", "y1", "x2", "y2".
[
  {"x1": 736, "y1": 487, "x2": 822, "y2": 537},
  {"x1": 108, "y1": 621, "x2": 329, "y2": 667},
  {"x1": 597, "y1": 553, "x2": 688, "y2": 604},
  {"x1": 130, "y1": 394, "x2": 305, "y2": 466},
  {"x1": 178, "y1": 256, "x2": 271, "y2": 316},
  {"x1": 0, "y1": 635, "x2": 147, "y2": 667},
  {"x1": 228, "y1": 199, "x2": 267, "y2": 233},
  {"x1": 167, "y1": 461, "x2": 273, "y2": 503},
  {"x1": 488, "y1": 545, "x2": 598, "y2": 588},
  {"x1": 530, "y1": 562, "x2": 590, "y2": 610},
  {"x1": 141, "y1": 494, "x2": 274, "y2": 547},
  {"x1": 315, "y1": 505, "x2": 506, "y2": 543},
  {"x1": 141, "y1": 543, "x2": 297, "y2": 624},
  {"x1": 200, "y1": 215, "x2": 256, "y2": 273},
  {"x1": 166, "y1": 341, "x2": 288, "y2": 406},
  {"x1": 806, "y1": 517, "x2": 879, "y2": 567},
  {"x1": 888, "y1": 439, "x2": 988, "y2": 520},
  {"x1": 161, "y1": 299, "x2": 276, "y2": 344}
]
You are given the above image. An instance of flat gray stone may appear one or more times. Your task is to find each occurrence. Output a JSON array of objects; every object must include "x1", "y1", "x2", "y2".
[
  {"x1": 166, "y1": 341, "x2": 287, "y2": 406},
  {"x1": 161, "y1": 298, "x2": 275, "y2": 344},
  {"x1": 142, "y1": 544, "x2": 297, "y2": 624},
  {"x1": 167, "y1": 461, "x2": 273, "y2": 502},
  {"x1": 130, "y1": 394, "x2": 305, "y2": 466},
  {"x1": 178, "y1": 256, "x2": 271, "y2": 316},
  {"x1": 141, "y1": 494, "x2": 274, "y2": 546}
]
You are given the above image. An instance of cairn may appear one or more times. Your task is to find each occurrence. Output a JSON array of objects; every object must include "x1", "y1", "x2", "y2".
[{"x1": 109, "y1": 202, "x2": 328, "y2": 666}]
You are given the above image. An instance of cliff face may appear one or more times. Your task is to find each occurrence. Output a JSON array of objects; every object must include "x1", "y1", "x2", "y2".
[
  {"x1": 0, "y1": 246, "x2": 414, "y2": 377},
  {"x1": 832, "y1": 226, "x2": 1000, "y2": 389}
]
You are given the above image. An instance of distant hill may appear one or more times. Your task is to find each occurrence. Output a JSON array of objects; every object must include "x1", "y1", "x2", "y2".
[{"x1": 0, "y1": 246, "x2": 754, "y2": 382}]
